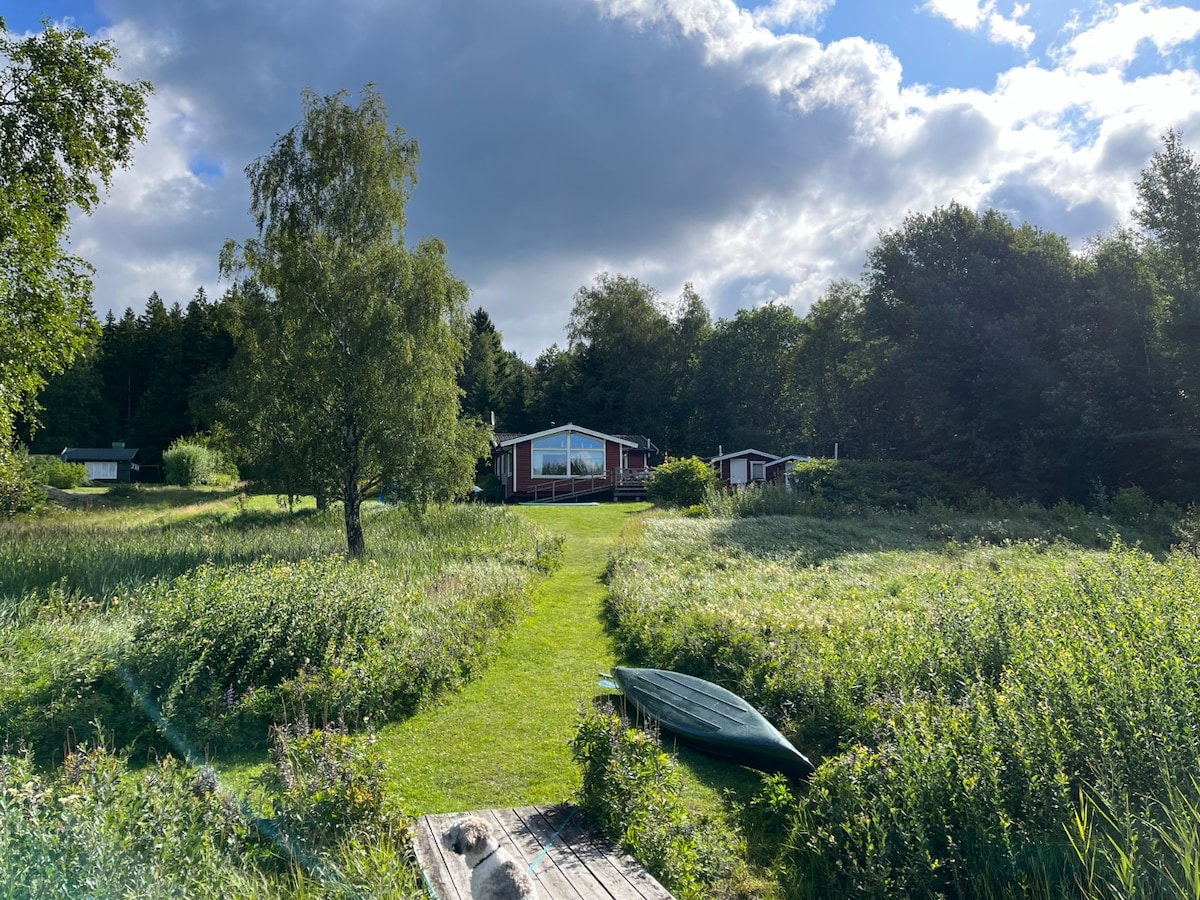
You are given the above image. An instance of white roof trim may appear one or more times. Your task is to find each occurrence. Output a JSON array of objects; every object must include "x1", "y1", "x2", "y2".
[
  {"x1": 709, "y1": 448, "x2": 781, "y2": 463},
  {"x1": 769, "y1": 455, "x2": 812, "y2": 464},
  {"x1": 498, "y1": 422, "x2": 638, "y2": 449}
]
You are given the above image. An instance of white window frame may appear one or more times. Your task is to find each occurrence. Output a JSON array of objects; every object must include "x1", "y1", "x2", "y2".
[{"x1": 750, "y1": 460, "x2": 766, "y2": 481}]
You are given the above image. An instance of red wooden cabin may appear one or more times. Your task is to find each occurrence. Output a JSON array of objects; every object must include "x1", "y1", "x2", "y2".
[{"x1": 492, "y1": 423, "x2": 658, "y2": 502}]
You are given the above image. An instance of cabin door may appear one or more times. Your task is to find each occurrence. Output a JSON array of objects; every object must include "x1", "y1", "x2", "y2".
[{"x1": 729, "y1": 458, "x2": 749, "y2": 485}]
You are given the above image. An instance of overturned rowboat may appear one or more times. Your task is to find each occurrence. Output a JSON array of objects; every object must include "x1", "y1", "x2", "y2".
[{"x1": 609, "y1": 666, "x2": 815, "y2": 779}]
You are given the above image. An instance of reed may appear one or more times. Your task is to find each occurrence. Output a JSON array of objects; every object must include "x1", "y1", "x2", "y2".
[{"x1": 605, "y1": 510, "x2": 1200, "y2": 897}]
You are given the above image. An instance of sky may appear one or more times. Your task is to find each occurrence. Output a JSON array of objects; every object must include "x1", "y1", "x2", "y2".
[{"x1": 9, "y1": 0, "x2": 1200, "y2": 358}]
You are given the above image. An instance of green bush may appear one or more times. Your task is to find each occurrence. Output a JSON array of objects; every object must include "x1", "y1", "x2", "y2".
[
  {"x1": 1110, "y1": 485, "x2": 1155, "y2": 525},
  {"x1": 26, "y1": 454, "x2": 89, "y2": 488},
  {"x1": 571, "y1": 703, "x2": 743, "y2": 899},
  {"x1": 163, "y1": 439, "x2": 219, "y2": 486},
  {"x1": 0, "y1": 735, "x2": 272, "y2": 897},
  {"x1": 474, "y1": 471, "x2": 504, "y2": 503},
  {"x1": 0, "y1": 449, "x2": 43, "y2": 517},
  {"x1": 646, "y1": 456, "x2": 719, "y2": 508},
  {"x1": 266, "y1": 718, "x2": 399, "y2": 858},
  {"x1": 0, "y1": 726, "x2": 422, "y2": 897},
  {"x1": 791, "y1": 458, "x2": 969, "y2": 512},
  {"x1": 126, "y1": 551, "x2": 532, "y2": 749}
]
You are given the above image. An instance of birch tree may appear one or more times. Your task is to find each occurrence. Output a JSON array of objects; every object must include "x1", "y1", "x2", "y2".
[{"x1": 221, "y1": 85, "x2": 485, "y2": 556}]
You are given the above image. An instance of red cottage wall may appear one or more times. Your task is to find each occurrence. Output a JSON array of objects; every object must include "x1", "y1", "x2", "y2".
[
  {"x1": 509, "y1": 436, "x2": 621, "y2": 496},
  {"x1": 625, "y1": 449, "x2": 649, "y2": 469},
  {"x1": 605, "y1": 442, "x2": 621, "y2": 473},
  {"x1": 514, "y1": 441, "x2": 533, "y2": 494}
]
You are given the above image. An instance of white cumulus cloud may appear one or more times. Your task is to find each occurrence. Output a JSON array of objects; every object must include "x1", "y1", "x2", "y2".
[
  {"x1": 923, "y1": 0, "x2": 1035, "y2": 49},
  {"x1": 1056, "y1": 1, "x2": 1200, "y2": 72}
]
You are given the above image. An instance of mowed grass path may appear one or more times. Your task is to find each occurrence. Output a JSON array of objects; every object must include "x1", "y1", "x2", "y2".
[{"x1": 377, "y1": 502, "x2": 648, "y2": 814}]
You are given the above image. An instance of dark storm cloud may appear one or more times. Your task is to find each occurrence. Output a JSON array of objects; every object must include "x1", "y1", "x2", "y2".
[
  {"x1": 66, "y1": 0, "x2": 1200, "y2": 355},
  {"x1": 1099, "y1": 124, "x2": 1161, "y2": 175},
  {"x1": 85, "y1": 0, "x2": 862, "y2": 344},
  {"x1": 906, "y1": 103, "x2": 998, "y2": 176},
  {"x1": 111, "y1": 0, "x2": 850, "y2": 256},
  {"x1": 984, "y1": 179, "x2": 1116, "y2": 240}
]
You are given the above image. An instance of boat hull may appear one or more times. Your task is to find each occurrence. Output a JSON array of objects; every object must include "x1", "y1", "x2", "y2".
[{"x1": 613, "y1": 667, "x2": 814, "y2": 778}]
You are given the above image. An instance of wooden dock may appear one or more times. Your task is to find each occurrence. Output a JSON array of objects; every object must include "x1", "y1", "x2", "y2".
[{"x1": 414, "y1": 804, "x2": 674, "y2": 899}]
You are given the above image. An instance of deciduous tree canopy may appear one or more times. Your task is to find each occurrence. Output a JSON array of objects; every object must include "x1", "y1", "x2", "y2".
[
  {"x1": 0, "y1": 17, "x2": 150, "y2": 451},
  {"x1": 220, "y1": 85, "x2": 485, "y2": 556}
]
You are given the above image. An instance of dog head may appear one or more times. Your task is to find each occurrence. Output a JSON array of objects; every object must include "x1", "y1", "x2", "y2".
[{"x1": 446, "y1": 816, "x2": 494, "y2": 859}]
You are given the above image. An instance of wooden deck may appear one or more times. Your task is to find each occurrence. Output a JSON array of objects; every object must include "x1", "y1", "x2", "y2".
[{"x1": 414, "y1": 804, "x2": 673, "y2": 899}]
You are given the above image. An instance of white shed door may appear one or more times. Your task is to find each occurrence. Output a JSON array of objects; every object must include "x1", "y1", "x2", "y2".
[{"x1": 729, "y1": 458, "x2": 749, "y2": 485}]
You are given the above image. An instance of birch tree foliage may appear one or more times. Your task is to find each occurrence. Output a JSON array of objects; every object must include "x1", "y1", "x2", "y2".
[
  {"x1": 220, "y1": 85, "x2": 485, "y2": 557},
  {"x1": 0, "y1": 17, "x2": 150, "y2": 449}
]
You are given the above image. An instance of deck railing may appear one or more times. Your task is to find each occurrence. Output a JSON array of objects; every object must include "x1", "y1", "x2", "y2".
[
  {"x1": 526, "y1": 467, "x2": 652, "y2": 502},
  {"x1": 615, "y1": 467, "x2": 652, "y2": 486},
  {"x1": 528, "y1": 474, "x2": 607, "y2": 503}
]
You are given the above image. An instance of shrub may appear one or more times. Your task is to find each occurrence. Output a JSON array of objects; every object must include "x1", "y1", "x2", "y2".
[
  {"x1": 1110, "y1": 485, "x2": 1156, "y2": 526},
  {"x1": 0, "y1": 734, "x2": 273, "y2": 897},
  {"x1": 0, "y1": 726, "x2": 422, "y2": 897},
  {"x1": 265, "y1": 718, "x2": 399, "y2": 859},
  {"x1": 126, "y1": 550, "x2": 533, "y2": 749},
  {"x1": 163, "y1": 439, "x2": 218, "y2": 486},
  {"x1": 646, "y1": 456, "x2": 719, "y2": 508},
  {"x1": 0, "y1": 449, "x2": 43, "y2": 517},
  {"x1": 571, "y1": 703, "x2": 743, "y2": 899},
  {"x1": 474, "y1": 471, "x2": 504, "y2": 503},
  {"x1": 791, "y1": 458, "x2": 969, "y2": 512},
  {"x1": 127, "y1": 557, "x2": 386, "y2": 746},
  {"x1": 25, "y1": 454, "x2": 89, "y2": 489}
]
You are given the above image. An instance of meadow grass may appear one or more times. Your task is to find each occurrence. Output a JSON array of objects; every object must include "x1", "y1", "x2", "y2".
[
  {"x1": 14, "y1": 487, "x2": 1192, "y2": 897},
  {"x1": 0, "y1": 489, "x2": 556, "y2": 757},
  {"x1": 0, "y1": 488, "x2": 562, "y2": 898},
  {"x1": 0, "y1": 490, "x2": 336, "y2": 605},
  {"x1": 605, "y1": 509, "x2": 1200, "y2": 898}
]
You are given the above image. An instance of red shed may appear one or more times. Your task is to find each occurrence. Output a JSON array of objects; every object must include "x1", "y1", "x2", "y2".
[{"x1": 709, "y1": 448, "x2": 781, "y2": 487}]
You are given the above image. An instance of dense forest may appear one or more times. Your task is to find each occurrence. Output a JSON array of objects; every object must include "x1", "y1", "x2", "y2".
[{"x1": 23, "y1": 130, "x2": 1200, "y2": 506}]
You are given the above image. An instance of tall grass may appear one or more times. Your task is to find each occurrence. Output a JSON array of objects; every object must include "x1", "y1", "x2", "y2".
[
  {"x1": 0, "y1": 498, "x2": 344, "y2": 606},
  {"x1": 0, "y1": 722, "x2": 425, "y2": 898},
  {"x1": 604, "y1": 511, "x2": 1200, "y2": 897},
  {"x1": 0, "y1": 496, "x2": 557, "y2": 758},
  {"x1": 0, "y1": 491, "x2": 557, "y2": 896}
]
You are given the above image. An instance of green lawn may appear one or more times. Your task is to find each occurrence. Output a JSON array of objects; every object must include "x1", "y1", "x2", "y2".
[{"x1": 376, "y1": 502, "x2": 649, "y2": 813}]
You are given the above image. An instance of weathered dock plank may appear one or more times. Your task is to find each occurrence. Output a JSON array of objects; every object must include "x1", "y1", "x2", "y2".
[{"x1": 414, "y1": 804, "x2": 673, "y2": 899}]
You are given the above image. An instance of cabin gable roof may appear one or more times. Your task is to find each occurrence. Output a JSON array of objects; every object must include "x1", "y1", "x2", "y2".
[
  {"x1": 496, "y1": 423, "x2": 639, "y2": 450},
  {"x1": 61, "y1": 447, "x2": 140, "y2": 462},
  {"x1": 709, "y1": 448, "x2": 780, "y2": 463}
]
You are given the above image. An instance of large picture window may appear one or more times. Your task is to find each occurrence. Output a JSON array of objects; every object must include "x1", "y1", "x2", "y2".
[
  {"x1": 532, "y1": 432, "x2": 606, "y2": 477},
  {"x1": 85, "y1": 461, "x2": 118, "y2": 481}
]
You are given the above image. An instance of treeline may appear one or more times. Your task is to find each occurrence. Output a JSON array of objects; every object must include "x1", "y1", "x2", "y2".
[
  {"x1": 26, "y1": 132, "x2": 1200, "y2": 504},
  {"x1": 22, "y1": 289, "x2": 233, "y2": 468},
  {"x1": 466, "y1": 131, "x2": 1200, "y2": 505}
]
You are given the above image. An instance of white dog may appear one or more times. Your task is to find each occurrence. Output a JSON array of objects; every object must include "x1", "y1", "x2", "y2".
[{"x1": 446, "y1": 816, "x2": 540, "y2": 900}]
